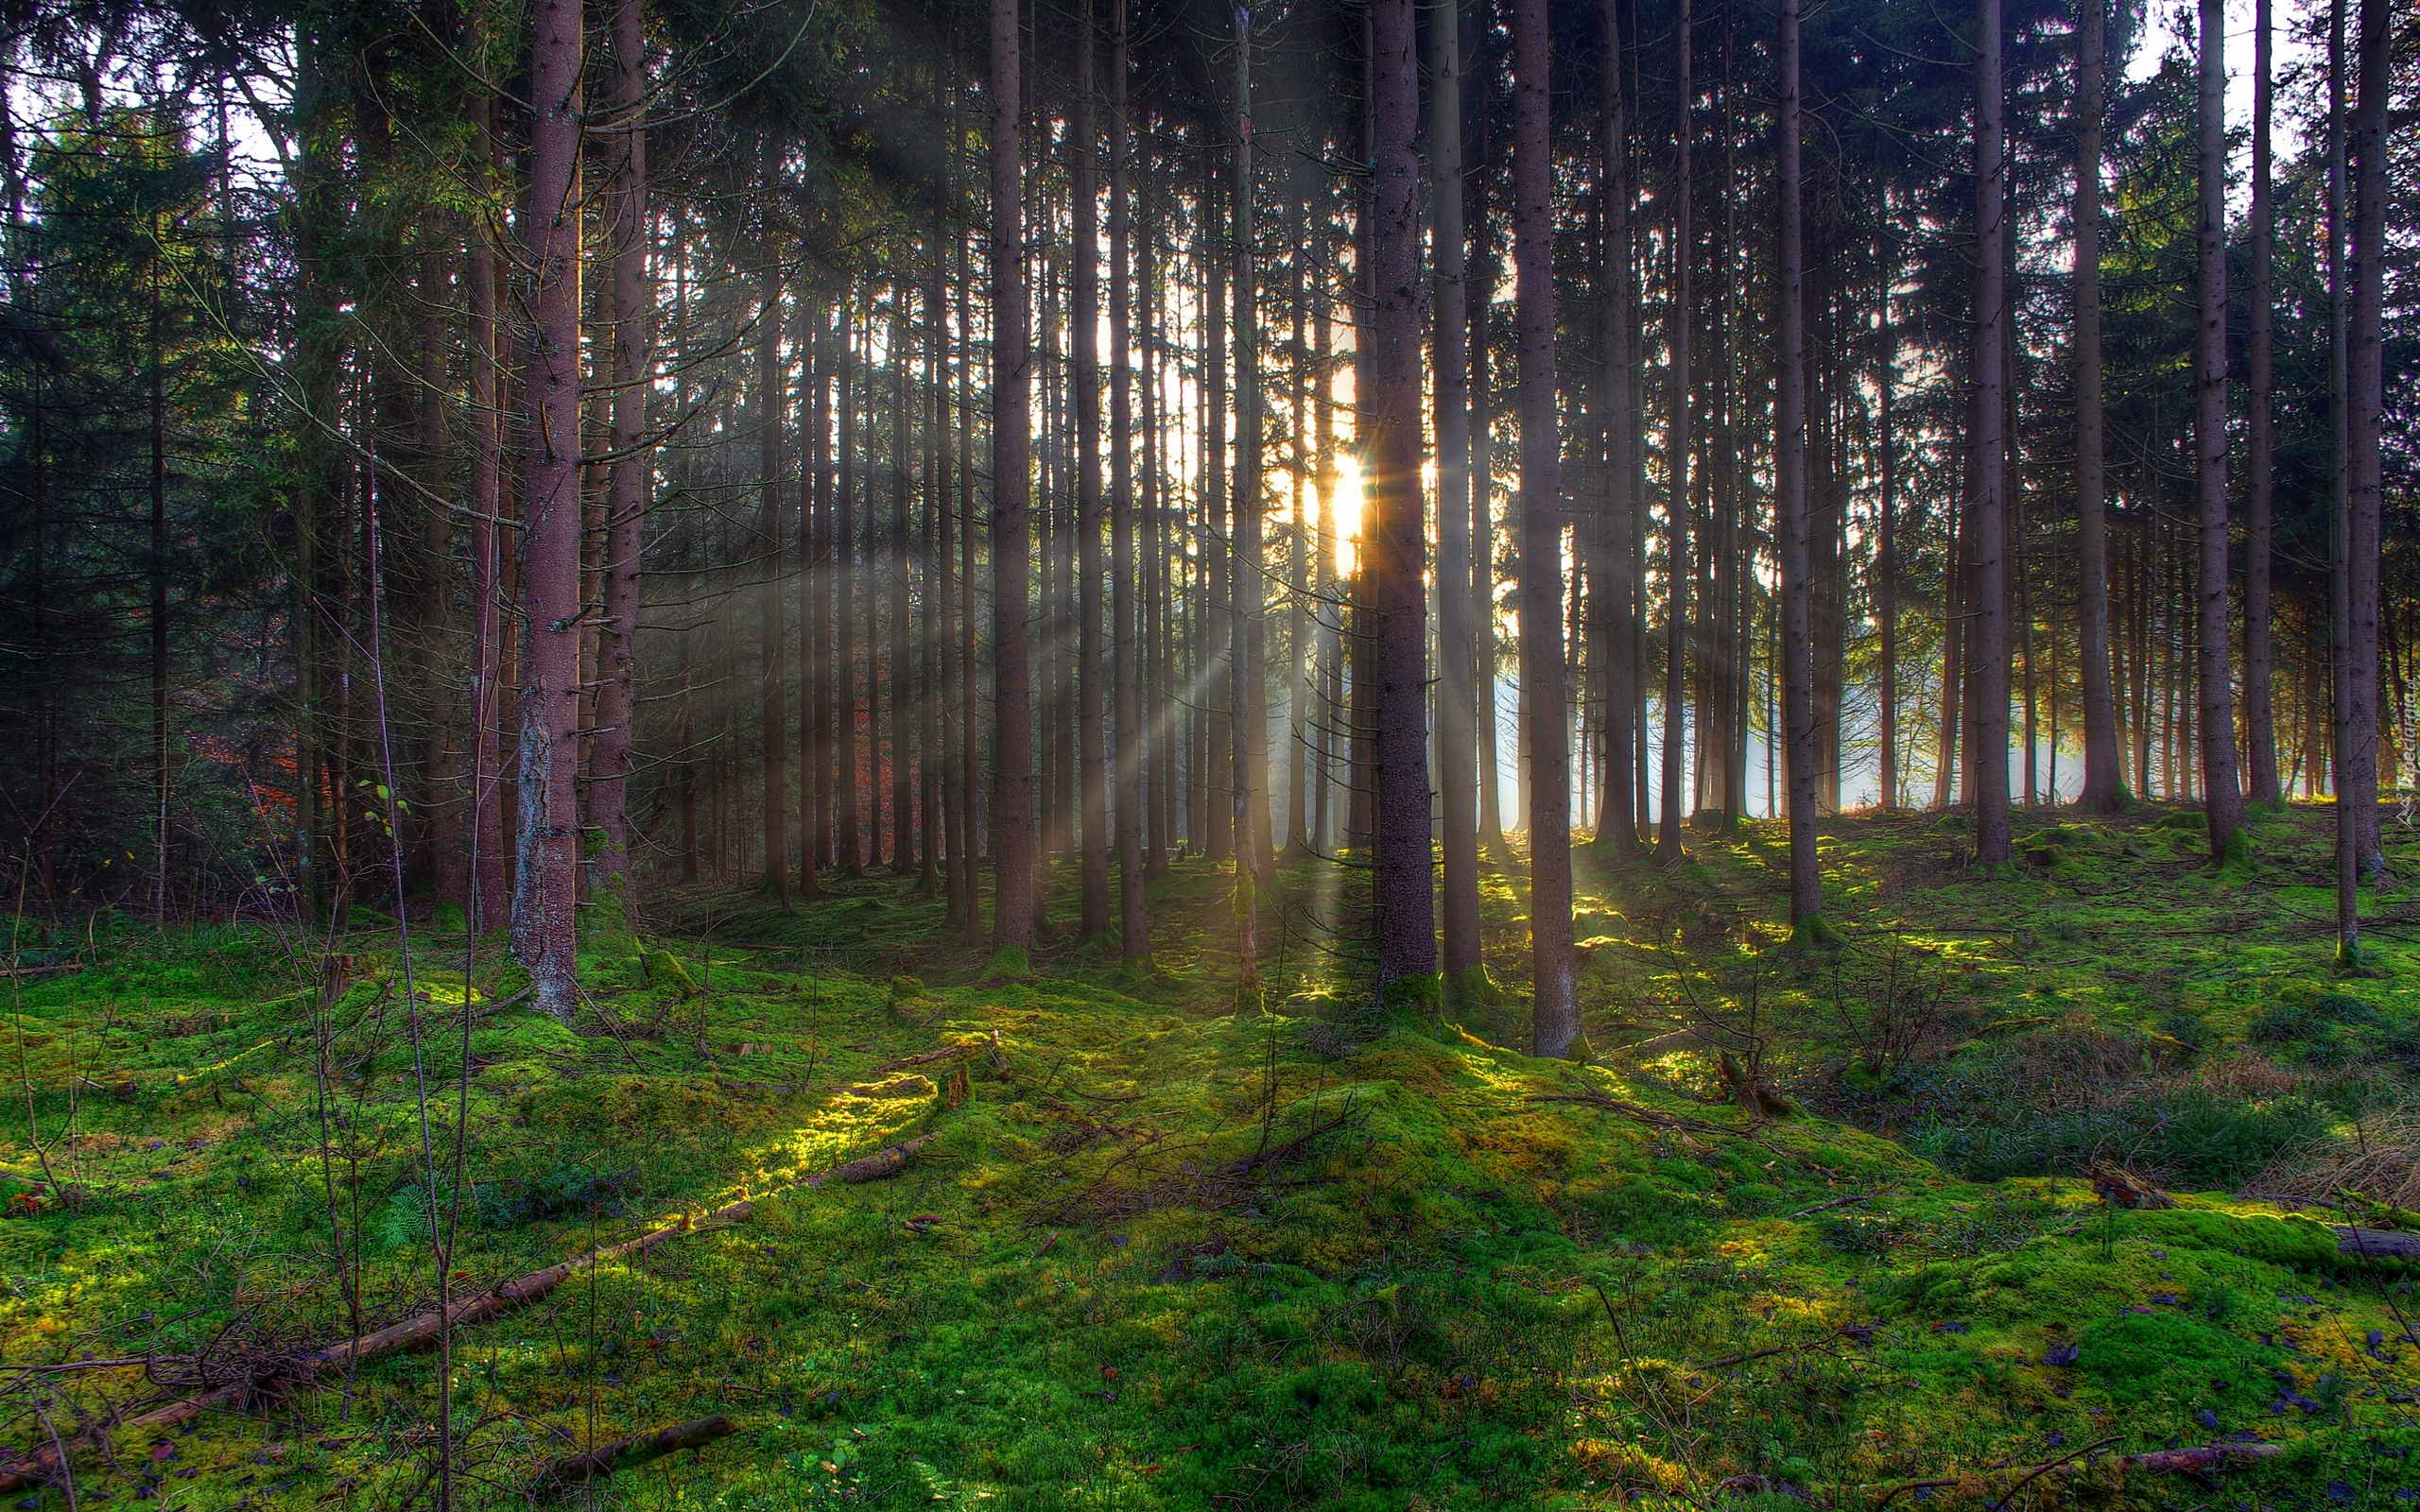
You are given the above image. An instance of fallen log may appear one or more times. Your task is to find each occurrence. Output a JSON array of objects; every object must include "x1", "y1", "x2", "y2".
[
  {"x1": 0, "y1": 1131, "x2": 938, "y2": 1492},
  {"x1": 805, "y1": 1133, "x2": 936, "y2": 1188},
  {"x1": 2118, "y1": 1443, "x2": 2282, "y2": 1472},
  {"x1": 2336, "y1": 1225, "x2": 2420, "y2": 1261},
  {"x1": 871, "y1": 1044, "x2": 977, "y2": 1074},
  {"x1": 536, "y1": 1415, "x2": 735, "y2": 1489}
]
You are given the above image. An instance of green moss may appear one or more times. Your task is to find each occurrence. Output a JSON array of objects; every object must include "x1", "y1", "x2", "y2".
[
  {"x1": 640, "y1": 948, "x2": 699, "y2": 997},
  {"x1": 1443, "y1": 962, "x2": 1497, "y2": 1013},
  {"x1": 17, "y1": 806, "x2": 2420, "y2": 1508}
]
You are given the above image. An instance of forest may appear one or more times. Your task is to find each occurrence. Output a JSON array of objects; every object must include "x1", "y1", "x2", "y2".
[{"x1": 2, "y1": 0, "x2": 2420, "y2": 1503}]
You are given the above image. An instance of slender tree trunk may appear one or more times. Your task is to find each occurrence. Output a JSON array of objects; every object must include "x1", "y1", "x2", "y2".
[
  {"x1": 2192, "y1": 0, "x2": 2244, "y2": 857},
  {"x1": 1509, "y1": 0, "x2": 1573, "y2": 1048},
  {"x1": 1236, "y1": 196, "x2": 1274, "y2": 888},
  {"x1": 590, "y1": 0, "x2": 648, "y2": 916},
  {"x1": 2326, "y1": 0, "x2": 2357, "y2": 954},
  {"x1": 1203, "y1": 167, "x2": 1233, "y2": 867},
  {"x1": 1311, "y1": 200, "x2": 1339, "y2": 855},
  {"x1": 2243, "y1": 0, "x2": 2279, "y2": 805},
  {"x1": 1072, "y1": 7, "x2": 1110, "y2": 936},
  {"x1": 838, "y1": 297, "x2": 863, "y2": 870},
  {"x1": 1431, "y1": 0, "x2": 1482, "y2": 991},
  {"x1": 149, "y1": 216, "x2": 169, "y2": 919},
  {"x1": 1876, "y1": 236, "x2": 1898, "y2": 811},
  {"x1": 1287, "y1": 182, "x2": 1310, "y2": 855},
  {"x1": 936, "y1": 205, "x2": 962, "y2": 916},
  {"x1": 959, "y1": 204, "x2": 983, "y2": 933},
  {"x1": 1658, "y1": 0, "x2": 1691, "y2": 862},
  {"x1": 2073, "y1": 0, "x2": 2121, "y2": 812},
  {"x1": 755, "y1": 195, "x2": 793, "y2": 909},
  {"x1": 1367, "y1": 0, "x2": 1439, "y2": 988},
  {"x1": 1471, "y1": 112, "x2": 1508, "y2": 864},
  {"x1": 895, "y1": 285, "x2": 919, "y2": 870},
  {"x1": 990, "y1": 0, "x2": 1035, "y2": 953},
  {"x1": 1969, "y1": 0, "x2": 2013, "y2": 867},
  {"x1": 1598, "y1": 0, "x2": 1638, "y2": 856},
  {"x1": 1776, "y1": 0, "x2": 1821, "y2": 928},
  {"x1": 890, "y1": 288, "x2": 915, "y2": 877},
  {"x1": 1109, "y1": 0, "x2": 1147, "y2": 954},
  {"x1": 1230, "y1": 8, "x2": 1263, "y2": 986},
  {"x1": 514, "y1": 0, "x2": 583, "y2": 1019},
  {"x1": 800, "y1": 301, "x2": 826, "y2": 897},
  {"x1": 2345, "y1": 0, "x2": 2386, "y2": 885}
]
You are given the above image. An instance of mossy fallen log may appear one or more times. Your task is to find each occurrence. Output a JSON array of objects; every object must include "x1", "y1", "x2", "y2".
[
  {"x1": 0, "y1": 1131, "x2": 939, "y2": 1493},
  {"x1": 536, "y1": 1415, "x2": 735, "y2": 1489}
]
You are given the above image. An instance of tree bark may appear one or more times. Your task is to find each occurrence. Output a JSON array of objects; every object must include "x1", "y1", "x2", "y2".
[
  {"x1": 989, "y1": 0, "x2": 1035, "y2": 954},
  {"x1": 1597, "y1": 0, "x2": 1639, "y2": 856},
  {"x1": 2345, "y1": 0, "x2": 2386, "y2": 884},
  {"x1": 2072, "y1": 0, "x2": 2121, "y2": 812},
  {"x1": 1109, "y1": 0, "x2": 1147, "y2": 955},
  {"x1": 1232, "y1": 7, "x2": 1264, "y2": 988},
  {"x1": 1658, "y1": 0, "x2": 1691, "y2": 863},
  {"x1": 755, "y1": 181, "x2": 793, "y2": 910},
  {"x1": 2242, "y1": 0, "x2": 2279, "y2": 806},
  {"x1": 1512, "y1": 0, "x2": 1572, "y2": 1051},
  {"x1": 838, "y1": 296, "x2": 863, "y2": 871},
  {"x1": 1969, "y1": 0, "x2": 2013, "y2": 868},
  {"x1": 1776, "y1": 0, "x2": 1820, "y2": 929},
  {"x1": 589, "y1": 0, "x2": 647, "y2": 917},
  {"x1": 512, "y1": 0, "x2": 584, "y2": 1020},
  {"x1": 1876, "y1": 225, "x2": 1898, "y2": 812},
  {"x1": 1367, "y1": 0, "x2": 1439, "y2": 988},
  {"x1": 1432, "y1": 0, "x2": 1482, "y2": 993},
  {"x1": 2192, "y1": 0, "x2": 2244, "y2": 858},
  {"x1": 1072, "y1": 6, "x2": 1110, "y2": 938}
]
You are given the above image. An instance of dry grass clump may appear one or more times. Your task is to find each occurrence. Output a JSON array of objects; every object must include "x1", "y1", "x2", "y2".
[{"x1": 2254, "y1": 1108, "x2": 2420, "y2": 1209}]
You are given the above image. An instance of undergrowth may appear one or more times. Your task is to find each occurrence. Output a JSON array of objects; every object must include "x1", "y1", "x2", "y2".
[{"x1": 3, "y1": 802, "x2": 2418, "y2": 1508}]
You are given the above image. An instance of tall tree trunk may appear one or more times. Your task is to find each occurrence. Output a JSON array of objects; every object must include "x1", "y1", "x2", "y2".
[
  {"x1": 1202, "y1": 166, "x2": 1233, "y2": 867},
  {"x1": 150, "y1": 213, "x2": 169, "y2": 919},
  {"x1": 1598, "y1": 0, "x2": 1638, "y2": 856},
  {"x1": 800, "y1": 301, "x2": 826, "y2": 897},
  {"x1": 1230, "y1": 7, "x2": 1263, "y2": 987},
  {"x1": 2193, "y1": 0, "x2": 2244, "y2": 857},
  {"x1": 514, "y1": 0, "x2": 584, "y2": 1019},
  {"x1": 1512, "y1": 0, "x2": 1572, "y2": 1050},
  {"x1": 2326, "y1": 0, "x2": 2356, "y2": 956},
  {"x1": 937, "y1": 214, "x2": 963, "y2": 917},
  {"x1": 1658, "y1": 0, "x2": 1691, "y2": 863},
  {"x1": 1072, "y1": 7, "x2": 1110, "y2": 937},
  {"x1": 591, "y1": 0, "x2": 648, "y2": 917},
  {"x1": 959, "y1": 203, "x2": 983, "y2": 932},
  {"x1": 1471, "y1": 98, "x2": 1508, "y2": 864},
  {"x1": 890, "y1": 287, "x2": 915, "y2": 876},
  {"x1": 1109, "y1": 0, "x2": 1147, "y2": 954},
  {"x1": 755, "y1": 186, "x2": 793, "y2": 909},
  {"x1": 1432, "y1": 0, "x2": 1482, "y2": 993},
  {"x1": 1143, "y1": 182, "x2": 1174, "y2": 880},
  {"x1": 1311, "y1": 198, "x2": 1340, "y2": 854},
  {"x1": 2242, "y1": 0, "x2": 2279, "y2": 806},
  {"x1": 1969, "y1": 0, "x2": 2013, "y2": 868},
  {"x1": 990, "y1": 0, "x2": 1035, "y2": 953},
  {"x1": 838, "y1": 296, "x2": 863, "y2": 870},
  {"x1": 2073, "y1": 0, "x2": 2121, "y2": 812},
  {"x1": 1777, "y1": 0, "x2": 1820, "y2": 929},
  {"x1": 1876, "y1": 228, "x2": 1898, "y2": 811},
  {"x1": 1235, "y1": 23, "x2": 1274, "y2": 896},
  {"x1": 2345, "y1": 0, "x2": 2386, "y2": 885},
  {"x1": 1367, "y1": 0, "x2": 1438, "y2": 989},
  {"x1": 1287, "y1": 182, "x2": 1310, "y2": 855}
]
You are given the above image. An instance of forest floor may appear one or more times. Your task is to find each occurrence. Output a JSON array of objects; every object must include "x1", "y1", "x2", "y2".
[{"x1": 7, "y1": 802, "x2": 2420, "y2": 1510}]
